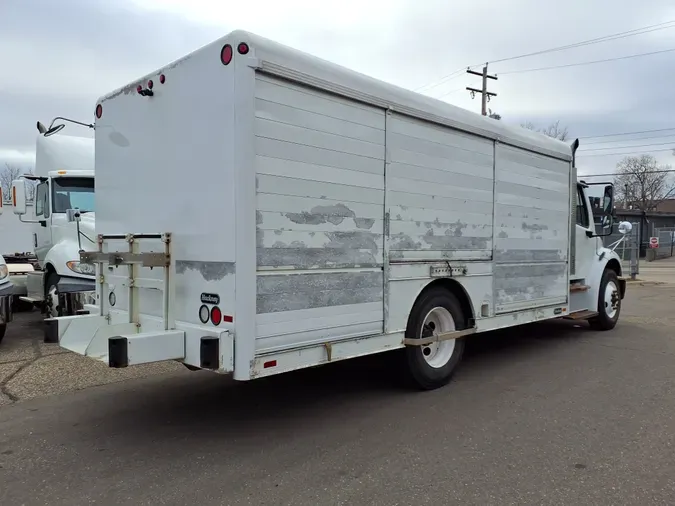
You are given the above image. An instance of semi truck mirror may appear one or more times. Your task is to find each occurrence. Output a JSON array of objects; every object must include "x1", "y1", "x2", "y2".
[
  {"x1": 44, "y1": 123, "x2": 66, "y2": 137},
  {"x1": 618, "y1": 221, "x2": 633, "y2": 235},
  {"x1": 11, "y1": 179, "x2": 27, "y2": 215},
  {"x1": 66, "y1": 208, "x2": 81, "y2": 223}
]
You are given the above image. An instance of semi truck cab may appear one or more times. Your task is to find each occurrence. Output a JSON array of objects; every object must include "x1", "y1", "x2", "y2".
[{"x1": 11, "y1": 128, "x2": 96, "y2": 318}]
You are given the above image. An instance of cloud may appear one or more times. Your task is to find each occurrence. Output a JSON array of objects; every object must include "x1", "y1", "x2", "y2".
[{"x1": 2, "y1": 0, "x2": 675, "y2": 176}]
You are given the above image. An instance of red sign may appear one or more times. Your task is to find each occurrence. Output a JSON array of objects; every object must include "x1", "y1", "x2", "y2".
[{"x1": 650, "y1": 237, "x2": 659, "y2": 249}]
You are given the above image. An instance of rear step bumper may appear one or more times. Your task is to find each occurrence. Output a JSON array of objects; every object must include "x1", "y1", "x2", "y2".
[
  {"x1": 45, "y1": 314, "x2": 185, "y2": 366},
  {"x1": 43, "y1": 312, "x2": 234, "y2": 371}
]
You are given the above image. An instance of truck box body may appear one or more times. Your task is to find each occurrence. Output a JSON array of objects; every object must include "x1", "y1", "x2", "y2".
[{"x1": 63, "y1": 30, "x2": 611, "y2": 381}]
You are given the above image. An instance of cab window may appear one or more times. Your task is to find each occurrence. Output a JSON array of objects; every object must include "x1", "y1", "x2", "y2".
[{"x1": 35, "y1": 182, "x2": 50, "y2": 218}]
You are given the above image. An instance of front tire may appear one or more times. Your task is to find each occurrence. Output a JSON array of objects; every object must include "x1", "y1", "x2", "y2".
[
  {"x1": 45, "y1": 272, "x2": 62, "y2": 318},
  {"x1": 589, "y1": 269, "x2": 621, "y2": 330},
  {"x1": 403, "y1": 287, "x2": 467, "y2": 390}
]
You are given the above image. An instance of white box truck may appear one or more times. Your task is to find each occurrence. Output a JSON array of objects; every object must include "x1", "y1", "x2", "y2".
[
  {"x1": 11, "y1": 119, "x2": 97, "y2": 320},
  {"x1": 47, "y1": 30, "x2": 631, "y2": 390}
]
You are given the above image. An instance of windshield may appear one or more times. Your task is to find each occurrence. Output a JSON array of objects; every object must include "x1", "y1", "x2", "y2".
[{"x1": 52, "y1": 177, "x2": 95, "y2": 213}]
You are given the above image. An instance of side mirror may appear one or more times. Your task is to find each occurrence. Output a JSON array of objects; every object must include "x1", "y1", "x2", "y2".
[
  {"x1": 618, "y1": 221, "x2": 633, "y2": 235},
  {"x1": 66, "y1": 208, "x2": 81, "y2": 223},
  {"x1": 44, "y1": 124, "x2": 65, "y2": 137},
  {"x1": 11, "y1": 179, "x2": 27, "y2": 215}
]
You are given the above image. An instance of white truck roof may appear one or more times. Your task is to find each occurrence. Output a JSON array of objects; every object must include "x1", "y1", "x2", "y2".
[
  {"x1": 35, "y1": 134, "x2": 95, "y2": 177},
  {"x1": 99, "y1": 29, "x2": 573, "y2": 162}
]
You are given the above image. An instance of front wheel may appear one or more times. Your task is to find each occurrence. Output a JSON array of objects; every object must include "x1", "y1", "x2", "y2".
[
  {"x1": 403, "y1": 287, "x2": 467, "y2": 390},
  {"x1": 45, "y1": 273, "x2": 62, "y2": 318},
  {"x1": 589, "y1": 269, "x2": 621, "y2": 330}
]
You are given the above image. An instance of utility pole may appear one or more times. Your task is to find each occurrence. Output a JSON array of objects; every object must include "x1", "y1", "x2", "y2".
[{"x1": 466, "y1": 64, "x2": 498, "y2": 116}]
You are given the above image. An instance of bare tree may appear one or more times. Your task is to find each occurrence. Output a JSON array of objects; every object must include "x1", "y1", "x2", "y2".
[
  {"x1": 0, "y1": 164, "x2": 36, "y2": 203},
  {"x1": 521, "y1": 120, "x2": 569, "y2": 141},
  {"x1": 613, "y1": 154, "x2": 675, "y2": 211}
]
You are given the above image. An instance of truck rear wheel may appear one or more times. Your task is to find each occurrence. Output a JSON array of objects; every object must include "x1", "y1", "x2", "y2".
[
  {"x1": 403, "y1": 287, "x2": 466, "y2": 390},
  {"x1": 589, "y1": 269, "x2": 621, "y2": 331}
]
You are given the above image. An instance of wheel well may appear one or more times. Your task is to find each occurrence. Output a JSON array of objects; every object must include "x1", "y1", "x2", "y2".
[
  {"x1": 414, "y1": 278, "x2": 475, "y2": 327},
  {"x1": 606, "y1": 258, "x2": 622, "y2": 277}
]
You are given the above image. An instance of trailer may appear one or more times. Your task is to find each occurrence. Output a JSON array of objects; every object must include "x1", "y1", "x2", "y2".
[{"x1": 47, "y1": 30, "x2": 630, "y2": 390}]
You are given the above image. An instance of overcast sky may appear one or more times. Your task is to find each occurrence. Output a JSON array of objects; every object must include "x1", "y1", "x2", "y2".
[{"x1": 2, "y1": 0, "x2": 675, "y2": 179}]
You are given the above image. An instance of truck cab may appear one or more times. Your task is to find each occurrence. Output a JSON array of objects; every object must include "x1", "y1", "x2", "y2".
[{"x1": 11, "y1": 128, "x2": 96, "y2": 318}]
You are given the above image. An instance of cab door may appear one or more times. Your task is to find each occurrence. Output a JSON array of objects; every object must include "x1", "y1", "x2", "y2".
[
  {"x1": 573, "y1": 184, "x2": 595, "y2": 281},
  {"x1": 33, "y1": 181, "x2": 52, "y2": 264}
]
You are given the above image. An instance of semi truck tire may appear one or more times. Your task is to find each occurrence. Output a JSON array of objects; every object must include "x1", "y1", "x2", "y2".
[
  {"x1": 589, "y1": 269, "x2": 621, "y2": 331},
  {"x1": 45, "y1": 272, "x2": 62, "y2": 318},
  {"x1": 403, "y1": 286, "x2": 466, "y2": 390}
]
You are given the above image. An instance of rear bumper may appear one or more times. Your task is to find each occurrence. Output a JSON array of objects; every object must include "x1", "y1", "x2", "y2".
[
  {"x1": 44, "y1": 311, "x2": 233, "y2": 371},
  {"x1": 0, "y1": 282, "x2": 14, "y2": 324}
]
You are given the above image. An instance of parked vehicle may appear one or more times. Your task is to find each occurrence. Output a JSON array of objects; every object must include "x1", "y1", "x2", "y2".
[
  {"x1": 11, "y1": 118, "x2": 96, "y2": 318},
  {"x1": 46, "y1": 30, "x2": 631, "y2": 390},
  {"x1": 0, "y1": 254, "x2": 13, "y2": 343}
]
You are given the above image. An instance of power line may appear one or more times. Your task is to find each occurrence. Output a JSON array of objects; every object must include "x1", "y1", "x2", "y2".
[
  {"x1": 580, "y1": 169, "x2": 675, "y2": 178},
  {"x1": 415, "y1": 19, "x2": 675, "y2": 92},
  {"x1": 583, "y1": 133, "x2": 675, "y2": 145},
  {"x1": 500, "y1": 47, "x2": 675, "y2": 75},
  {"x1": 580, "y1": 141, "x2": 675, "y2": 152},
  {"x1": 486, "y1": 20, "x2": 675, "y2": 65},
  {"x1": 578, "y1": 127, "x2": 675, "y2": 140},
  {"x1": 577, "y1": 147, "x2": 675, "y2": 157}
]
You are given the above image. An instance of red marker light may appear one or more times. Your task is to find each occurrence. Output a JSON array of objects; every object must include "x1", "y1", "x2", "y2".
[
  {"x1": 237, "y1": 42, "x2": 249, "y2": 55},
  {"x1": 210, "y1": 306, "x2": 222, "y2": 326},
  {"x1": 95, "y1": 104, "x2": 102, "y2": 119},
  {"x1": 220, "y1": 44, "x2": 233, "y2": 65},
  {"x1": 263, "y1": 360, "x2": 277, "y2": 369},
  {"x1": 223, "y1": 314, "x2": 233, "y2": 323},
  {"x1": 159, "y1": 74, "x2": 165, "y2": 84},
  {"x1": 136, "y1": 85, "x2": 142, "y2": 94},
  {"x1": 147, "y1": 79, "x2": 154, "y2": 89}
]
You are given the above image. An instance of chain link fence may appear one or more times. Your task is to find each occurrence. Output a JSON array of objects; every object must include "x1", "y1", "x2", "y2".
[{"x1": 650, "y1": 227, "x2": 675, "y2": 260}]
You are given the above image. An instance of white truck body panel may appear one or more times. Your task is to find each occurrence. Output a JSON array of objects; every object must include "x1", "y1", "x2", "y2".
[{"x1": 55, "y1": 30, "x2": 622, "y2": 380}]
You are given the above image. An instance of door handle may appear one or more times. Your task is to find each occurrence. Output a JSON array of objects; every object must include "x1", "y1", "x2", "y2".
[{"x1": 33, "y1": 233, "x2": 37, "y2": 248}]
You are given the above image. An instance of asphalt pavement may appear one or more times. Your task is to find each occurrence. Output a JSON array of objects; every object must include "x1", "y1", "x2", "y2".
[{"x1": 1, "y1": 283, "x2": 675, "y2": 505}]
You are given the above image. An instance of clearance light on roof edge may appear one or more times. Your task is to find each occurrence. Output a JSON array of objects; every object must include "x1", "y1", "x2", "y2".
[
  {"x1": 159, "y1": 74, "x2": 165, "y2": 84},
  {"x1": 220, "y1": 44, "x2": 233, "y2": 65},
  {"x1": 95, "y1": 104, "x2": 102, "y2": 119},
  {"x1": 237, "y1": 42, "x2": 249, "y2": 55}
]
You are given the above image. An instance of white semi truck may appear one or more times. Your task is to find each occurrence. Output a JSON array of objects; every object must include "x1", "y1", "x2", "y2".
[
  {"x1": 11, "y1": 119, "x2": 97, "y2": 321},
  {"x1": 45, "y1": 31, "x2": 631, "y2": 390}
]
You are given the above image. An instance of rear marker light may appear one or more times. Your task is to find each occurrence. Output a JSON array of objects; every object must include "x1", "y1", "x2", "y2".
[
  {"x1": 237, "y1": 42, "x2": 249, "y2": 55},
  {"x1": 95, "y1": 104, "x2": 102, "y2": 119},
  {"x1": 136, "y1": 85, "x2": 143, "y2": 94},
  {"x1": 159, "y1": 74, "x2": 165, "y2": 84},
  {"x1": 223, "y1": 314, "x2": 233, "y2": 323},
  {"x1": 210, "y1": 306, "x2": 222, "y2": 326},
  {"x1": 199, "y1": 304, "x2": 209, "y2": 324},
  {"x1": 263, "y1": 360, "x2": 277, "y2": 369},
  {"x1": 220, "y1": 44, "x2": 233, "y2": 65},
  {"x1": 147, "y1": 79, "x2": 154, "y2": 89}
]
